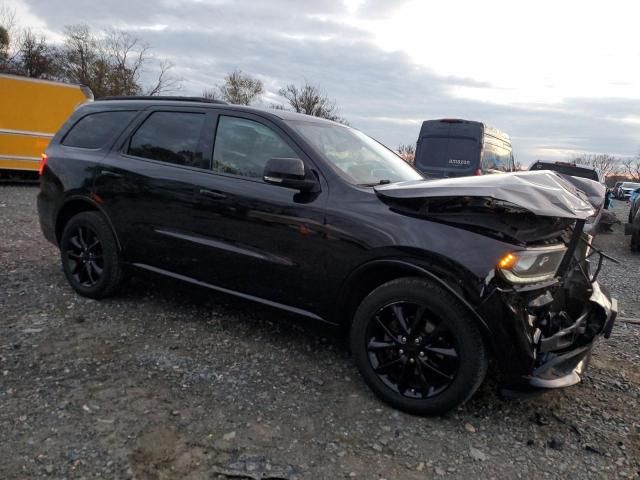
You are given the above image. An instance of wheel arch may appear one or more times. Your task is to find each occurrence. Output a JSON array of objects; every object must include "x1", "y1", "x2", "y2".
[
  {"x1": 55, "y1": 196, "x2": 121, "y2": 250},
  {"x1": 337, "y1": 258, "x2": 492, "y2": 342}
]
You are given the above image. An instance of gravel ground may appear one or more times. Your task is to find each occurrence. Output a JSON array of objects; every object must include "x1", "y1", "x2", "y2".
[{"x1": 1, "y1": 184, "x2": 639, "y2": 480}]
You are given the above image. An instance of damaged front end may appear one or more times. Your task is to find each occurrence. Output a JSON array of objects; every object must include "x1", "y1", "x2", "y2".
[
  {"x1": 485, "y1": 219, "x2": 618, "y2": 394},
  {"x1": 375, "y1": 171, "x2": 618, "y2": 394}
]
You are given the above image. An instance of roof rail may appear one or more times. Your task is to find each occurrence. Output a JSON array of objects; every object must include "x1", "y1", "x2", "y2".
[{"x1": 96, "y1": 96, "x2": 227, "y2": 105}]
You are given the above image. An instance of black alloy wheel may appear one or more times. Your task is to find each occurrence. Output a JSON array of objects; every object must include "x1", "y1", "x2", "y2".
[
  {"x1": 351, "y1": 277, "x2": 488, "y2": 416},
  {"x1": 60, "y1": 211, "x2": 124, "y2": 299},
  {"x1": 65, "y1": 224, "x2": 104, "y2": 288},
  {"x1": 366, "y1": 301, "x2": 459, "y2": 399}
]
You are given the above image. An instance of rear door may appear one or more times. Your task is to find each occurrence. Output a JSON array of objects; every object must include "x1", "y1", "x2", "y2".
[
  {"x1": 94, "y1": 106, "x2": 212, "y2": 273},
  {"x1": 416, "y1": 133, "x2": 480, "y2": 177}
]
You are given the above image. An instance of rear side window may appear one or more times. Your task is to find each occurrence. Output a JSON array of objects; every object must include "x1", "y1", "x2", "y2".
[
  {"x1": 63, "y1": 111, "x2": 136, "y2": 149},
  {"x1": 128, "y1": 111, "x2": 207, "y2": 168},
  {"x1": 481, "y1": 141, "x2": 512, "y2": 172}
]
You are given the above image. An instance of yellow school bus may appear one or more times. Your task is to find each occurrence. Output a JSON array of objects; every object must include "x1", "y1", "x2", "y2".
[{"x1": 0, "y1": 74, "x2": 93, "y2": 177}]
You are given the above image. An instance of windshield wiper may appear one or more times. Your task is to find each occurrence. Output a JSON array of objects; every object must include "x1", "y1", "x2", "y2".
[{"x1": 359, "y1": 179, "x2": 392, "y2": 187}]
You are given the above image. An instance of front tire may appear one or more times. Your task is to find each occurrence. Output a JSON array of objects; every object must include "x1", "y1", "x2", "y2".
[
  {"x1": 60, "y1": 211, "x2": 124, "y2": 299},
  {"x1": 631, "y1": 231, "x2": 640, "y2": 252},
  {"x1": 350, "y1": 277, "x2": 488, "y2": 416}
]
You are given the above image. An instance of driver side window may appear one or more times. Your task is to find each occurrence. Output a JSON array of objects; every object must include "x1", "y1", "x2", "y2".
[{"x1": 212, "y1": 116, "x2": 296, "y2": 178}]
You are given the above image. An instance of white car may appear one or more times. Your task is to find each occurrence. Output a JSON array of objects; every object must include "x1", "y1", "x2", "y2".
[{"x1": 620, "y1": 182, "x2": 640, "y2": 200}]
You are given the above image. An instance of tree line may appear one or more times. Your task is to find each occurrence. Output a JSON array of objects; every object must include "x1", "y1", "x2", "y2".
[
  {"x1": 393, "y1": 147, "x2": 640, "y2": 177},
  {"x1": 571, "y1": 154, "x2": 640, "y2": 183},
  {"x1": 10, "y1": 9, "x2": 639, "y2": 168},
  {"x1": 0, "y1": 7, "x2": 348, "y2": 125},
  {"x1": 0, "y1": 7, "x2": 179, "y2": 97},
  {"x1": 201, "y1": 69, "x2": 347, "y2": 124}
]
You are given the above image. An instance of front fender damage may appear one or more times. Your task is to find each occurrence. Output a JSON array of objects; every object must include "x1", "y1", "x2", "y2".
[{"x1": 374, "y1": 171, "x2": 616, "y2": 395}]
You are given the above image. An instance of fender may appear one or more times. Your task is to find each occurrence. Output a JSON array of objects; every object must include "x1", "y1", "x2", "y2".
[
  {"x1": 338, "y1": 258, "x2": 492, "y2": 338},
  {"x1": 55, "y1": 194, "x2": 122, "y2": 251}
]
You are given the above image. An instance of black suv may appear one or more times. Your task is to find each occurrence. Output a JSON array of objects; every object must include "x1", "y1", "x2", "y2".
[{"x1": 38, "y1": 98, "x2": 617, "y2": 415}]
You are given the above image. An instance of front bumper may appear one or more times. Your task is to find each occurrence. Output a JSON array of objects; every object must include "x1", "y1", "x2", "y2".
[
  {"x1": 518, "y1": 283, "x2": 617, "y2": 391},
  {"x1": 479, "y1": 279, "x2": 617, "y2": 394}
]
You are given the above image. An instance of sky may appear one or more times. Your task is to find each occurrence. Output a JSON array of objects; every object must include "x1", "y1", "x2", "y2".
[{"x1": 8, "y1": 0, "x2": 640, "y2": 164}]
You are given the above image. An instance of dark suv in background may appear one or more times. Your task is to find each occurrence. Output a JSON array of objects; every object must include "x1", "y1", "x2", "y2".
[{"x1": 38, "y1": 98, "x2": 616, "y2": 415}]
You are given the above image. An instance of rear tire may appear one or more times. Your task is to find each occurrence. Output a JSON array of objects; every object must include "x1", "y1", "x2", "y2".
[
  {"x1": 631, "y1": 212, "x2": 640, "y2": 252},
  {"x1": 60, "y1": 211, "x2": 124, "y2": 299},
  {"x1": 350, "y1": 277, "x2": 488, "y2": 416}
]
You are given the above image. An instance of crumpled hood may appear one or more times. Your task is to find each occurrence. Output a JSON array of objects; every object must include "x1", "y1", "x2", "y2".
[
  {"x1": 555, "y1": 174, "x2": 606, "y2": 212},
  {"x1": 375, "y1": 170, "x2": 600, "y2": 219}
]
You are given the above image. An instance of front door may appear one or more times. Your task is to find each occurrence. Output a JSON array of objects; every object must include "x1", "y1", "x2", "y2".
[{"x1": 186, "y1": 112, "x2": 330, "y2": 317}]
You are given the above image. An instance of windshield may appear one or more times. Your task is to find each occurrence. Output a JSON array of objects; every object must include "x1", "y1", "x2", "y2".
[{"x1": 287, "y1": 120, "x2": 423, "y2": 185}]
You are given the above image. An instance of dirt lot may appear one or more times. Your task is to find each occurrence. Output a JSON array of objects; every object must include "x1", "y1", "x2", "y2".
[{"x1": 1, "y1": 184, "x2": 639, "y2": 479}]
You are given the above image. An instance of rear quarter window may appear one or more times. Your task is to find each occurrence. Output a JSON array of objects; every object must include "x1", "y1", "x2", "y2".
[{"x1": 62, "y1": 111, "x2": 137, "y2": 149}]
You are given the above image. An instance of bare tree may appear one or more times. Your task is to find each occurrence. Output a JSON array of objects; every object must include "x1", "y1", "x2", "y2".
[
  {"x1": 17, "y1": 28, "x2": 57, "y2": 78},
  {"x1": 397, "y1": 144, "x2": 415, "y2": 164},
  {"x1": 58, "y1": 25, "x2": 102, "y2": 91},
  {"x1": 202, "y1": 87, "x2": 221, "y2": 101},
  {"x1": 145, "y1": 60, "x2": 181, "y2": 96},
  {"x1": 215, "y1": 69, "x2": 263, "y2": 105},
  {"x1": 0, "y1": 24, "x2": 10, "y2": 72},
  {"x1": 57, "y1": 24, "x2": 180, "y2": 97},
  {"x1": 572, "y1": 153, "x2": 621, "y2": 179},
  {"x1": 0, "y1": 4, "x2": 18, "y2": 70},
  {"x1": 0, "y1": 3, "x2": 15, "y2": 32},
  {"x1": 278, "y1": 82, "x2": 346, "y2": 123},
  {"x1": 103, "y1": 28, "x2": 147, "y2": 96},
  {"x1": 622, "y1": 155, "x2": 640, "y2": 182},
  {"x1": 0, "y1": 25, "x2": 7, "y2": 55}
]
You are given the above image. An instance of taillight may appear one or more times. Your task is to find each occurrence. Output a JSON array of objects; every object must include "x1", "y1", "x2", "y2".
[
  {"x1": 474, "y1": 168, "x2": 482, "y2": 176},
  {"x1": 39, "y1": 153, "x2": 48, "y2": 176}
]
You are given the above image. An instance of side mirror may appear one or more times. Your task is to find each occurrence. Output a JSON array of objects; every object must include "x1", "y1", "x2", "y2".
[{"x1": 263, "y1": 157, "x2": 319, "y2": 192}]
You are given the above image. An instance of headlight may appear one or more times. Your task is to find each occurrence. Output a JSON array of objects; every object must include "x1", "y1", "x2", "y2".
[{"x1": 497, "y1": 245, "x2": 567, "y2": 284}]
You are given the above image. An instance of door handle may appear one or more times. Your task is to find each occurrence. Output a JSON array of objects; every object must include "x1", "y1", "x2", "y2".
[
  {"x1": 99, "y1": 169, "x2": 123, "y2": 178},
  {"x1": 199, "y1": 189, "x2": 227, "y2": 200}
]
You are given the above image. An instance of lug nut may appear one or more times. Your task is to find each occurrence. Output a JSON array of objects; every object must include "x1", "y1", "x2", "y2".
[
  {"x1": 409, "y1": 358, "x2": 415, "y2": 364},
  {"x1": 401, "y1": 337, "x2": 407, "y2": 344},
  {"x1": 398, "y1": 349, "x2": 404, "y2": 355},
  {"x1": 419, "y1": 351, "x2": 425, "y2": 357},
  {"x1": 414, "y1": 337, "x2": 421, "y2": 344}
]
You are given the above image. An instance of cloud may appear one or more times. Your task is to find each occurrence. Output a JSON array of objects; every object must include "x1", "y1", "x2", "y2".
[{"x1": 15, "y1": 0, "x2": 640, "y2": 162}]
